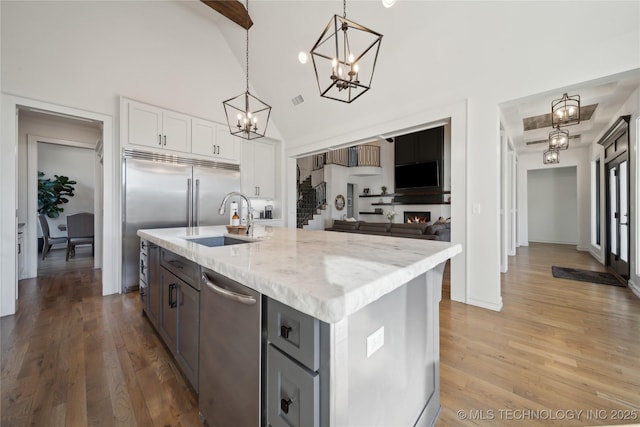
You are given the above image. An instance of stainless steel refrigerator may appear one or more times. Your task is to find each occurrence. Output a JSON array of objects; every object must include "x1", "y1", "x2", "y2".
[{"x1": 122, "y1": 149, "x2": 240, "y2": 292}]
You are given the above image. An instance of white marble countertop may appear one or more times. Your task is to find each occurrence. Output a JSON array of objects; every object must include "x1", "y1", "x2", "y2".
[{"x1": 137, "y1": 226, "x2": 461, "y2": 323}]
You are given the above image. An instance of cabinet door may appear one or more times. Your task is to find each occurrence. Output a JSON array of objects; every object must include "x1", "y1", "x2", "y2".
[
  {"x1": 159, "y1": 268, "x2": 179, "y2": 349},
  {"x1": 253, "y1": 141, "x2": 275, "y2": 198},
  {"x1": 128, "y1": 101, "x2": 163, "y2": 148},
  {"x1": 215, "y1": 126, "x2": 240, "y2": 163},
  {"x1": 162, "y1": 111, "x2": 191, "y2": 153},
  {"x1": 241, "y1": 140, "x2": 275, "y2": 198},
  {"x1": 267, "y1": 345, "x2": 319, "y2": 427},
  {"x1": 191, "y1": 118, "x2": 217, "y2": 157},
  {"x1": 176, "y1": 282, "x2": 199, "y2": 391}
]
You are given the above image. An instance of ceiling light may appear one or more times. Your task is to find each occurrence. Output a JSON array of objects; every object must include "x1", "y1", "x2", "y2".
[
  {"x1": 382, "y1": 0, "x2": 396, "y2": 8},
  {"x1": 223, "y1": 0, "x2": 271, "y2": 140},
  {"x1": 310, "y1": 0, "x2": 383, "y2": 103},
  {"x1": 551, "y1": 93, "x2": 580, "y2": 127},
  {"x1": 548, "y1": 126, "x2": 569, "y2": 150},
  {"x1": 298, "y1": 51, "x2": 308, "y2": 64},
  {"x1": 543, "y1": 149, "x2": 560, "y2": 165}
]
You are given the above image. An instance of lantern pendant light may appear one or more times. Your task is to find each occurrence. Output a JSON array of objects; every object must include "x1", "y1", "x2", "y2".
[
  {"x1": 551, "y1": 93, "x2": 580, "y2": 127},
  {"x1": 310, "y1": 0, "x2": 383, "y2": 103},
  {"x1": 543, "y1": 149, "x2": 560, "y2": 164},
  {"x1": 548, "y1": 126, "x2": 569, "y2": 150},
  {"x1": 223, "y1": 0, "x2": 271, "y2": 140}
]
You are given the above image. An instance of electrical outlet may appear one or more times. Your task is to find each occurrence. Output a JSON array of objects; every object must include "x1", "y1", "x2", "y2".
[{"x1": 366, "y1": 326, "x2": 385, "y2": 358}]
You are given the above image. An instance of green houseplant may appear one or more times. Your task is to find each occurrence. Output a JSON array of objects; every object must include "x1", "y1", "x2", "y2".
[{"x1": 38, "y1": 171, "x2": 76, "y2": 218}]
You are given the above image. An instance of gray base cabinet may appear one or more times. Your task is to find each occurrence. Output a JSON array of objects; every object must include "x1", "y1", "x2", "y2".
[{"x1": 143, "y1": 245, "x2": 200, "y2": 392}]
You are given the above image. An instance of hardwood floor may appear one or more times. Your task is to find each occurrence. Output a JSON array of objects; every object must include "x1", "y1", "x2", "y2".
[
  {"x1": 2, "y1": 242, "x2": 639, "y2": 426},
  {"x1": 1, "y1": 269, "x2": 200, "y2": 427},
  {"x1": 438, "y1": 243, "x2": 640, "y2": 426},
  {"x1": 37, "y1": 244, "x2": 94, "y2": 276}
]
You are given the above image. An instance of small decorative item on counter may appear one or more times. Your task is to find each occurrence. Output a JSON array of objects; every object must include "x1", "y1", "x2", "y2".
[
  {"x1": 384, "y1": 209, "x2": 396, "y2": 223},
  {"x1": 231, "y1": 210, "x2": 240, "y2": 226},
  {"x1": 363, "y1": 188, "x2": 370, "y2": 194},
  {"x1": 225, "y1": 225, "x2": 248, "y2": 234},
  {"x1": 381, "y1": 185, "x2": 387, "y2": 195}
]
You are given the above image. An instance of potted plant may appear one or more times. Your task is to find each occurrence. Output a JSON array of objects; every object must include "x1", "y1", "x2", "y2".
[
  {"x1": 381, "y1": 185, "x2": 387, "y2": 195},
  {"x1": 38, "y1": 171, "x2": 76, "y2": 218}
]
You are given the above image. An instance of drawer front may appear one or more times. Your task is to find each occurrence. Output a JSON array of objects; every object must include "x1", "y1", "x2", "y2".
[
  {"x1": 161, "y1": 249, "x2": 200, "y2": 289},
  {"x1": 267, "y1": 298, "x2": 319, "y2": 372},
  {"x1": 267, "y1": 345, "x2": 319, "y2": 427}
]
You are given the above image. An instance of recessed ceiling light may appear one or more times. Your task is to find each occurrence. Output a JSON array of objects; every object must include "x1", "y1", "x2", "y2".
[
  {"x1": 298, "y1": 51, "x2": 308, "y2": 64},
  {"x1": 382, "y1": 0, "x2": 396, "y2": 8}
]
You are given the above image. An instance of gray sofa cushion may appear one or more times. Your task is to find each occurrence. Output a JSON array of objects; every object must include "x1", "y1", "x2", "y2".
[
  {"x1": 358, "y1": 222, "x2": 391, "y2": 234},
  {"x1": 328, "y1": 220, "x2": 360, "y2": 232},
  {"x1": 390, "y1": 223, "x2": 428, "y2": 236}
]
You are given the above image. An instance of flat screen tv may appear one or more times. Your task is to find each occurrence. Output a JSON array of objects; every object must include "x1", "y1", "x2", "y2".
[{"x1": 395, "y1": 161, "x2": 439, "y2": 190}]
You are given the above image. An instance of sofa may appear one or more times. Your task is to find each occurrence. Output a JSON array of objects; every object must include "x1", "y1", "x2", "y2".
[{"x1": 326, "y1": 220, "x2": 450, "y2": 241}]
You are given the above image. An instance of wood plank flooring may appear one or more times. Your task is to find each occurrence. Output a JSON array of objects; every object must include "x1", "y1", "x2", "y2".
[
  {"x1": 2, "y1": 242, "x2": 639, "y2": 426},
  {"x1": 437, "y1": 243, "x2": 640, "y2": 426}
]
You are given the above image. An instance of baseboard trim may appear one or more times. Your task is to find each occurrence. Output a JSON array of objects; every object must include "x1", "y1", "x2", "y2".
[
  {"x1": 628, "y1": 279, "x2": 640, "y2": 299},
  {"x1": 467, "y1": 296, "x2": 503, "y2": 312}
]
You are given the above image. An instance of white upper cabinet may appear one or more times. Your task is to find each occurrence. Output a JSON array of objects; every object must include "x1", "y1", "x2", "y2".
[
  {"x1": 242, "y1": 140, "x2": 275, "y2": 199},
  {"x1": 192, "y1": 118, "x2": 240, "y2": 164},
  {"x1": 128, "y1": 100, "x2": 191, "y2": 153}
]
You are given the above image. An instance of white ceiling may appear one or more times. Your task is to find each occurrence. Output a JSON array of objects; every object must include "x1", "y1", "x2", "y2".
[
  {"x1": 183, "y1": 1, "x2": 640, "y2": 154},
  {"x1": 500, "y1": 70, "x2": 640, "y2": 154}
]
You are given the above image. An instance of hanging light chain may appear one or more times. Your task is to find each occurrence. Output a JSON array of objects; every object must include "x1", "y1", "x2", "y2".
[
  {"x1": 343, "y1": 0, "x2": 346, "y2": 18},
  {"x1": 245, "y1": 0, "x2": 250, "y2": 93}
]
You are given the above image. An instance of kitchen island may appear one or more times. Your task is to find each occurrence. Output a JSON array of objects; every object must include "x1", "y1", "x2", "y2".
[{"x1": 137, "y1": 225, "x2": 461, "y2": 427}]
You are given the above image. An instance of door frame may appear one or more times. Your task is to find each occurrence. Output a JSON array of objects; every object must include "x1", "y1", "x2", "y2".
[
  {"x1": 1, "y1": 94, "x2": 118, "y2": 316},
  {"x1": 598, "y1": 115, "x2": 631, "y2": 282},
  {"x1": 605, "y1": 153, "x2": 630, "y2": 280}
]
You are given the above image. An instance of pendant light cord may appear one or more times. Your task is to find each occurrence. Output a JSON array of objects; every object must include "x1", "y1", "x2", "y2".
[
  {"x1": 343, "y1": 0, "x2": 346, "y2": 18},
  {"x1": 245, "y1": 0, "x2": 250, "y2": 93}
]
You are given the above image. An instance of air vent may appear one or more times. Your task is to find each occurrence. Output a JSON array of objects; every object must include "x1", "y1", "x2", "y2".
[
  {"x1": 292, "y1": 95, "x2": 304, "y2": 106},
  {"x1": 526, "y1": 134, "x2": 580, "y2": 146}
]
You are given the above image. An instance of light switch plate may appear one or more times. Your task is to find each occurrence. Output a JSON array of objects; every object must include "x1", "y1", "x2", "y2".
[{"x1": 366, "y1": 326, "x2": 384, "y2": 358}]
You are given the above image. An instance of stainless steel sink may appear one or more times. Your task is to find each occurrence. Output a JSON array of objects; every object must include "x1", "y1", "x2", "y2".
[{"x1": 184, "y1": 236, "x2": 252, "y2": 247}]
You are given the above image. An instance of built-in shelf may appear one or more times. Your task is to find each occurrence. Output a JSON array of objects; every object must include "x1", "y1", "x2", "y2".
[
  {"x1": 371, "y1": 202, "x2": 451, "y2": 206},
  {"x1": 359, "y1": 211, "x2": 383, "y2": 215},
  {"x1": 359, "y1": 190, "x2": 451, "y2": 198}
]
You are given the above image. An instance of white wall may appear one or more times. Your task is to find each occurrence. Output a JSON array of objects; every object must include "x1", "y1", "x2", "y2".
[
  {"x1": 527, "y1": 167, "x2": 578, "y2": 244},
  {"x1": 518, "y1": 148, "x2": 591, "y2": 250},
  {"x1": 37, "y1": 143, "x2": 96, "y2": 231}
]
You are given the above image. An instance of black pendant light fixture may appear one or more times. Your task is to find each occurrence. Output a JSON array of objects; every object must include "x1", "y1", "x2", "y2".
[
  {"x1": 548, "y1": 126, "x2": 569, "y2": 150},
  {"x1": 310, "y1": 0, "x2": 383, "y2": 103},
  {"x1": 223, "y1": 0, "x2": 271, "y2": 140},
  {"x1": 543, "y1": 148, "x2": 560, "y2": 165},
  {"x1": 551, "y1": 93, "x2": 580, "y2": 127}
]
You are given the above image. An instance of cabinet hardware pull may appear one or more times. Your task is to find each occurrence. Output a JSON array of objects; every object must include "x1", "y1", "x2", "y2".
[
  {"x1": 163, "y1": 135, "x2": 167, "y2": 146},
  {"x1": 140, "y1": 260, "x2": 145, "y2": 274},
  {"x1": 158, "y1": 134, "x2": 162, "y2": 145},
  {"x1": 280, "y1": 325, "x2": 292, "y2": 339},
  {"x1": 169, "y1": 283, "x2": 178, "y2": 308},
  {"x1": 202, "y1": 272, "x2": 256, "y2": 305},
  {"x1": 280, "y1": 398, "x2": 293, "y2": 414}
]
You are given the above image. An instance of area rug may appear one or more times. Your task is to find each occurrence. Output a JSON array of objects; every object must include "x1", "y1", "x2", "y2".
[{"x1": 551, "y1": 266, "x2": 624, "y2": 287}]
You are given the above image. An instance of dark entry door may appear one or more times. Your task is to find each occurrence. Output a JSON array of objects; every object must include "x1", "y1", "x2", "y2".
[{"x1": 606, "y1": 154, "x2": 629, "y2": 280}]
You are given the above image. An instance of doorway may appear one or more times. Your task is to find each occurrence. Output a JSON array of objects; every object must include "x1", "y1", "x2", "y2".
[
  {"x1": 606, "y1": 154, "x2": 629, "y2": 280},
  {"x1": 599, "y1": 115, "x2": 631, "y2": 283}
]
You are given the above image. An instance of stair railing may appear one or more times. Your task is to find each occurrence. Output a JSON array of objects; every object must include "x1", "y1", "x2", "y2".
[{"x1": 297, "y1": 181, "x2": 327, "y2": 228}]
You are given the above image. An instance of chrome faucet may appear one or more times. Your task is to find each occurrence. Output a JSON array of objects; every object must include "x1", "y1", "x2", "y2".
[{"x1": 219, "y1": 191, "x2": 253, "y2": 235}]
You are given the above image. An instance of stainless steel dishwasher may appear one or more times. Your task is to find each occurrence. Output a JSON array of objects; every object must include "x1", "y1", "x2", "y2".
[{"x1": 199, "y1": 268, "x2": 262, "y2": 427}]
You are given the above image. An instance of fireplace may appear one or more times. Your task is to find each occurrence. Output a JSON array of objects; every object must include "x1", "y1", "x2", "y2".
[{"x1": 404, "y1": 211, "x2": 431, "y2": 224}]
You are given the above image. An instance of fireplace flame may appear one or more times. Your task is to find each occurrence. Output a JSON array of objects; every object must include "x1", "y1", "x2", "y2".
[{"x1": 406, "y1": 216, "x2": 429, "y2": 224}]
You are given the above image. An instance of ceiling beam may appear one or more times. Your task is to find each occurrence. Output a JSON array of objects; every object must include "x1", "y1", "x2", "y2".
[{"x1": 201, "y1": 0, "x2": 253, "y2": 30}]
